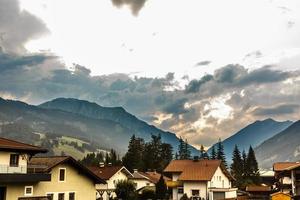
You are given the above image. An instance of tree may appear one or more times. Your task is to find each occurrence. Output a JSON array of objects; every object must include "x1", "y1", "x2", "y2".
[
  {"x1": 230, "y1": 145, "x2": 243, "y2": 188},
  {"x1": 178, "y1": 137, "x2": 185, "y2": 159},
  {"x1": 217, "y1": 138, "x2": 227, "y2": 168},
  {"x1": 142, "y1": 134, "x2": 163, "y2": 171},
  {"x1": 160, "y1": 143, "x2": 173, "y2": 169},
  {"x1": 242, "y1": 150, "x2": 248, "y2": 178},
  {"x1": 122, "y1": 135, "x2": 145, "y2": 172},
  {"x1": 183, "y1": 139, "x2": 191, "y2": 159},
  {"x1": 210, "y1": 145, "x2": 217, "y2": 160},
  {"x1": 114, "y1": 180, "x2": 137, "y2": 200},
  {"x1": 247, "y1": 146, "x2": 260, "y2": 184},
  {"x1": 156, "y1": 175, "x2": 168, "y2": 199}
]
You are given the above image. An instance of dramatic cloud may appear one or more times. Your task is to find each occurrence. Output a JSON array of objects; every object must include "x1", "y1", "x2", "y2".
[
  {"x1": 111, "y1": 0, "x2": 148, "y2": 15},
  {"x1": 195, "y1": 61, "x2": 211, "y2": 66},
  {"x1": 253, "y1": 104, "x2": 300, "y2": 116},
  {"x1": 0, "y1": 0, "x2": 48, "y2": 53},
  {"x1": 0, "y1": 51, "x2": 299, "y2": 147}
]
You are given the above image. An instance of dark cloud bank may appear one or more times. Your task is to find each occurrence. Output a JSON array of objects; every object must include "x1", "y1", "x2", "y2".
[{"x1": 0, "y1": 0, "x2": 299, "y2": 147}]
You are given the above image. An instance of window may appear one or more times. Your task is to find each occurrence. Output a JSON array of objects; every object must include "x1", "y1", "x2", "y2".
[
  {"x1": 59, "y1": 168, "x2": 66, "y2": 182},
  {"x1": 58, "y1": 193, "x2": 65, "y2": 200},
  {"x1": 69, "y1": 192, "x2": 75, "y2": 200},
  {"x1": 178, "y1": 187, "x2": 184, "y2": 194},
  {"x1": 10, "y1": 154, "x2": 19, "y2": 166},
  {"x1": 192, "y1": 190, "x2": 199, "y2": 196},
  {"x1": 24, "y1": 186, "x2": 33, "y2": 196},
  {"x1": 46, "y1": 193, "x2": 54, "y2": 200},
  {"x1": 146, "y1": 183, "x2": 150, "y2": 186}
]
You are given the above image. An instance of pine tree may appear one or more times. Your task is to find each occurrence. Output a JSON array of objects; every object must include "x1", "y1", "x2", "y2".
[
  {"x1": 122, "y1": 135, "x2": 145, "y2": 172},
  {"x1": 178, "y1": 137, "x2": 185, "y2": 159},
  {"x1": 247, "y1": 146, "x2": 260, "y2": 184},
  {"x1": 184, "y1": 139, "x2": 191, "y2": 159},
  {"x1": 217, "y1": 138, "x2": 227, "y2": 168},
  {"x1": 161, "y1": 143, "x2": 173, "y2": 169},
  {"x1": 242, "y1": 150, "x2": 248, "y2": 177},
  {"x1": 230, "y1": 145, "x2": 243, "y2": 188},
  {"x1": 156, "y1": 175, "x2": 168, "y2": 199},
  {"x1": 210, "y1": 145, "x2": 217, "y2": 160}
]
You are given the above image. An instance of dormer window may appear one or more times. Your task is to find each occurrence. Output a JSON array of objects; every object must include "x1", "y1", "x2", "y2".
[{"x1": 10, "y1": 154, "x2": 19, "y2": 167}]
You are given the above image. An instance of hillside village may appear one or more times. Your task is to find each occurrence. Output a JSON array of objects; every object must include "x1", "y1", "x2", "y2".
[{"x1": 1, "y1": 135, "x2": 300, "y2": 200}]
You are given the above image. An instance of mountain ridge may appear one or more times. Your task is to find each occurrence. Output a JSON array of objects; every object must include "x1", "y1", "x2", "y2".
[{"x1": 208, "y1": 118, "x2": 293, "y2": 162}]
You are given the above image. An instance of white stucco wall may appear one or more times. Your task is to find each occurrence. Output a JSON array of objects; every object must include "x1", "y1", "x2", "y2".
[
  {"x1": 210, "y1": 167, "x2": 231, "y2": 188},
  {"x1": 0, "y1": 152, "x2": 28, "y2": 173},
  {"x1": 132, "y1": 179, "x2": 154, "y2": 190},
  {"x1": 183, "y1": 181, "x2": 207, "y2": 199},
  {"x1": 225, "y1": 190, "x2": 237, "y2": 198},
  {"x1": 95, "y1": 169, "x2": 129, "y2": 200}
]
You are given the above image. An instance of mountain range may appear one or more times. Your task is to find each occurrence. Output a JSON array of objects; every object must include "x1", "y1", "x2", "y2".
[
  {"x1": 255, "y1": 120, "x2": 300, "y2": 169},
  {"x1": 0, "y1": 97, "x2": 299, "y2": 168},
  {"x1": 0, "y1": 97, "x2": 198, "y2": 158},
  {"x1": 208, "y1": 118, "x2": 293, "y2": 163}
]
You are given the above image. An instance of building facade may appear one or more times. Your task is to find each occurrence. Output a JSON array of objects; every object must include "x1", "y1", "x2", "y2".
[{"x1": 164, "y1": 159, "x2": 237, "y2": 200}]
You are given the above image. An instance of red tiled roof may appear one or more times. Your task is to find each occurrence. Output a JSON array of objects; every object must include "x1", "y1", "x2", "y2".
[
  {"x1": 88, "y1": 166, "x2": 127, "y2": 180},
  {"x1": 164, "y1": 159, "x2": 233, "y2": 181},
  {"x1": 142, "y1": 172, "x2": 171, "y2": 184},
  {"x1": 0, "y1": 137, "x2": 47, "y2": 153},
  {"x1": 273, "y1": 162, "x2": 300, "y2": 171}
]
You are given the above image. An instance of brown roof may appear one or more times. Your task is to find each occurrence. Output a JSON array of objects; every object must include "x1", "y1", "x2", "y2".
[
  {"x1": 131, "y1": 171, "x2": 149, "y2": 180},
  {"x1": 273, "y1": 162, "x2": 300, "y2": 171},
  {"x1": 142, "y1": 172, "x2": 171, "y2": 184},
  {"x1": 246, "y1": 185, "x2": 271, "y2": 192},
  {"x1": 88, "y1": 166, "x2": 132, "y2": 180},
  {"x1": 164, "y1": 159, "x2": 233, "y2": 181},
  {"x1": 0, "y1": 137, "x2": 47, "y2": 154},
  {"x1": 29, "y1": 156, "x2": 105, "y2": 184}
]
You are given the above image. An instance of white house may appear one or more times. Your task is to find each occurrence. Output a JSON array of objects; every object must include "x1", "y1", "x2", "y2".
[
  {"x1": 129, "y1": 169, "x2": 156, "y2": 190},
  {"x1": 164, "y1": 159, "x2": 237, "y2": 200},
  {"x1": 88, "y1": 165, "x2": 133, "y2": 200}
]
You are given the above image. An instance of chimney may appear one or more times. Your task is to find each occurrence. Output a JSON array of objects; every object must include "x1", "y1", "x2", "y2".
[
  {"x1": 193, "y1": 156, "x2": 199, "y2": 162},
  {"x1": 99, "y1": 162, "x2": 105, "y2": 168},
  {"x1": 133, "y1": 169, "x2": 138, "y2": 173},
  {"x1": 108, "y1": 163, "x2": 112, "y2": 166}
]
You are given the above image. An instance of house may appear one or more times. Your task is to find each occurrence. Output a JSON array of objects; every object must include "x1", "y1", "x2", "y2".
[
  {"x1": 245, "y1": 185, "x2": 271, "y2": 200},
  {"x1": 0, "y1": 137, "x2": 50, "y2": 200},
  {"x1": 164, "y1": 159, "x2": 237, "y2": 200},
  {"x1": 273, "y1": 161, "x2": 300, "y2": 199},
  {"x1": 129, "y1": 169, "x2": 156, "y2": 190},
  {"x1": 28, "y1": 156, "x2": 105, "y2": 200},
  {"x1": 130, "y1": 171, "x2": 171, "y2": 194},
  {"x1": 88, "y1": 165, "x2": 133, "y2": 200}
]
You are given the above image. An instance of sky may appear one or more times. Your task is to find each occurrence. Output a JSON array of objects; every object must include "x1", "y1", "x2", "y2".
[{"x1": 0, "y1": 0, "x2": 300, "y2": 148}]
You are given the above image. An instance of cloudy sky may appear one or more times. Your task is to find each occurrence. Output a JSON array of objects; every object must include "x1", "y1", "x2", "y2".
[{"x1": 0, "y1": 0, "x2": 300, "y2": 148}]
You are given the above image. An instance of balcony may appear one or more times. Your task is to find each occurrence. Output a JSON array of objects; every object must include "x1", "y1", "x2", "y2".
[
  {"x1": 166, "y1": 180, "x2": 183, "y2": 188},
  {"x1": 0, "y1": 164, "x2": 27, "y2": 174}
]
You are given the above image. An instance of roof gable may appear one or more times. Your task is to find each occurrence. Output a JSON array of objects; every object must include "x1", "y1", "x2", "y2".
[
  {"x1": 164, "y1": 159, "x2": 233, "y2": 181},
  {"x1": 88, "y1": 166, "x2": 132, "y2": 180},
  {"x1": 273, "y1": 162, "x2": 300, "y2": 171},
  {"x1": 0, "y1": 137, "x2": 47, "y2": 154},
  {"x1": 29, "y1": 156, "x2": 105, "y2": 184}
]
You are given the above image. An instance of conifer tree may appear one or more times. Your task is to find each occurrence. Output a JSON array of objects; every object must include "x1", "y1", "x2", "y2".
[
  {"x1": 247, "y1": 146, "x2": 260, "y2": 184},
  {"x1": 217, "y1": 138, "x2": 227, "y2": 168},
  {"x1": 242, "y1": 150, "x2": 248, "y2": 177},
  {"x1": 122, "y1": 135, "x2": 145, "y2": 172},
  {"x1": 210, "y1": 145, "x2": 217, "y2": 160},
  {"x1": 156, "y1": 175, "x2": 168, "y2": 199},
  {"x1": 178, "y1": 137, "x2": 185, "y2": 159},
  {"x1": 184, "y1": 139, "x2": 191, "y2": 159},
  {"x1": 230, "y1": 145, "x2": 243, "y2": 188}
]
